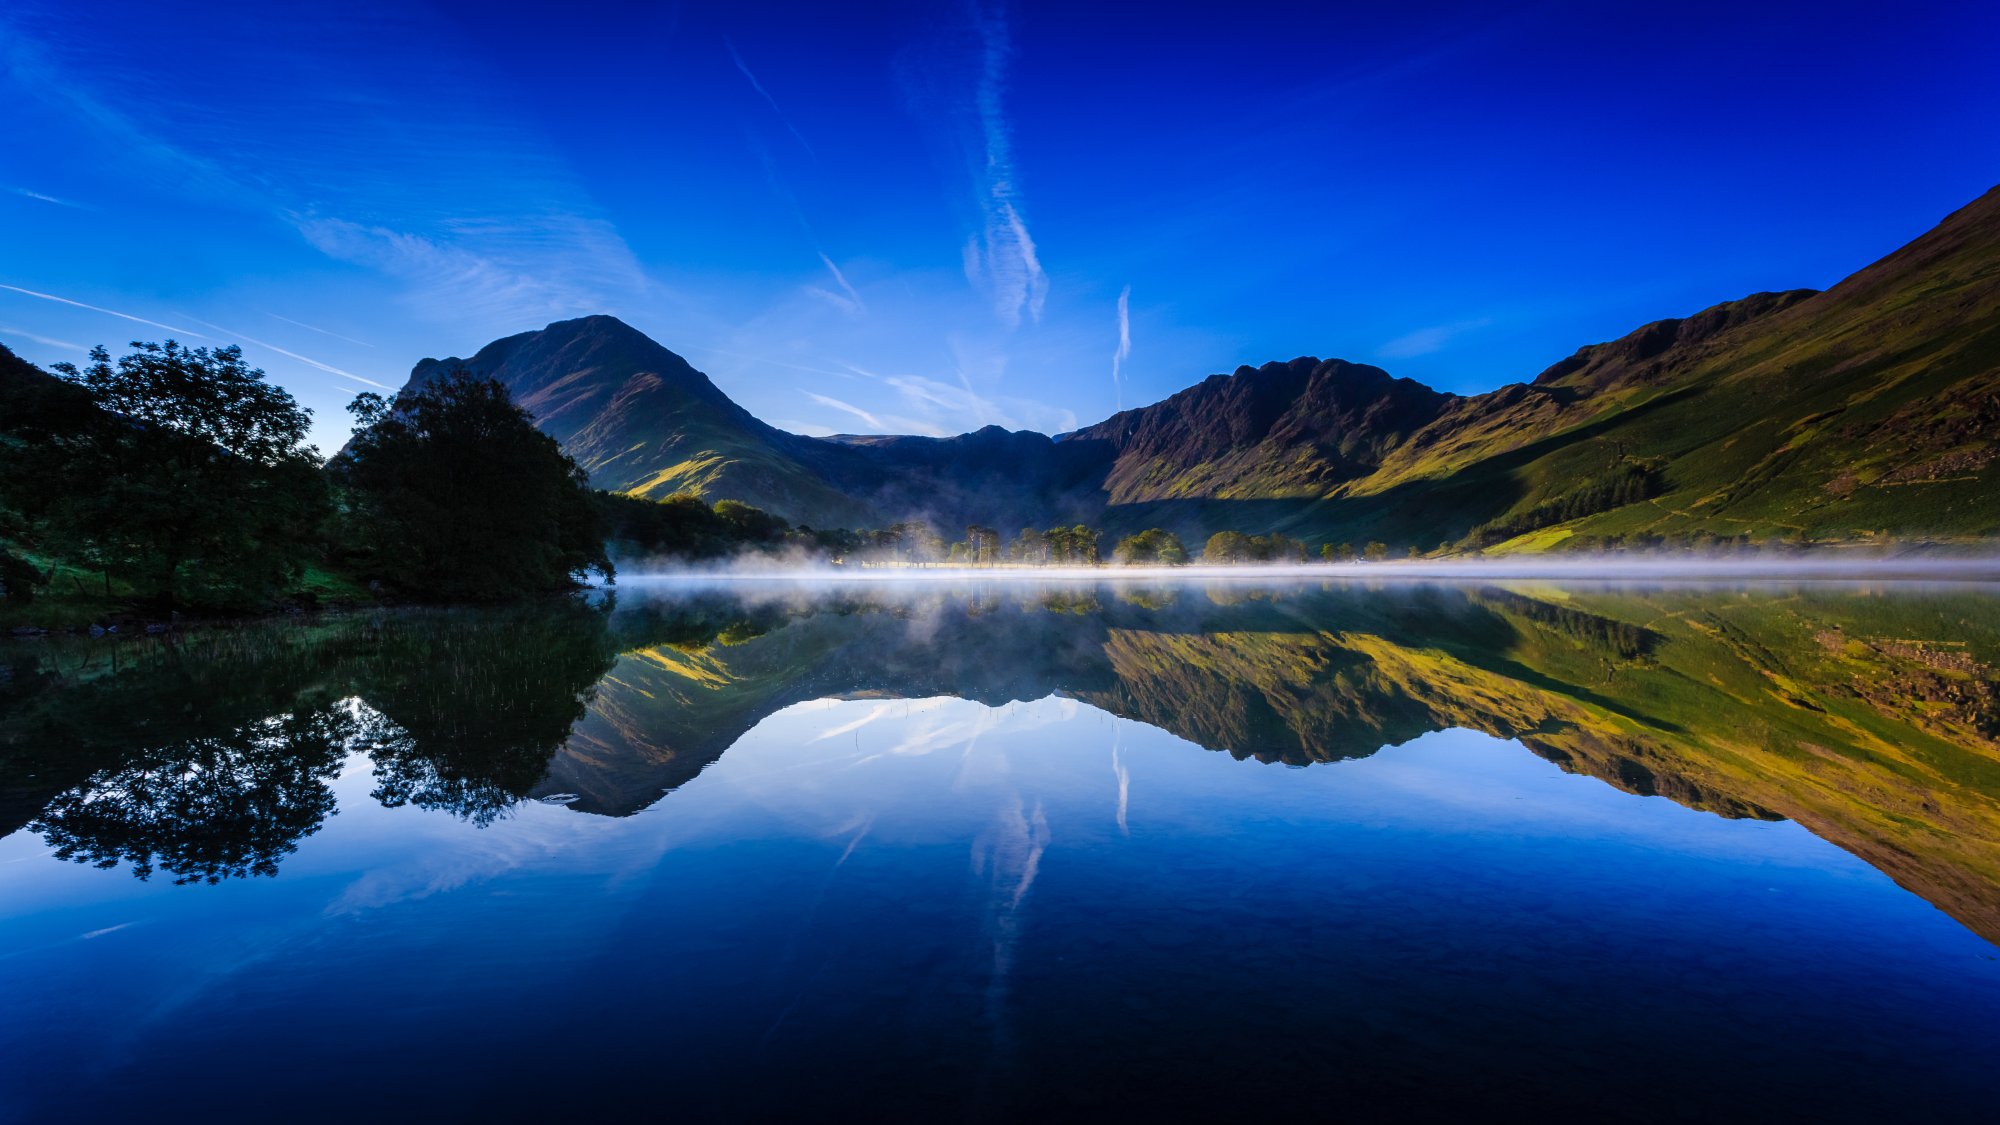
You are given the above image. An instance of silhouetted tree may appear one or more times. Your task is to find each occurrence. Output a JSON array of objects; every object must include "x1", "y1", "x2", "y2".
[
  {"x1": 334, "y1": 371, "x2": 610, "y2": 600},
  {"x1": 31, "y1": 342, "x2": 328, "y2": 608}
]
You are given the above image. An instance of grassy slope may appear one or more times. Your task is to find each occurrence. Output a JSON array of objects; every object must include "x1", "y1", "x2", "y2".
[{"x1": 1284, "y1": 187, "x2": 2000, "y2": 548}]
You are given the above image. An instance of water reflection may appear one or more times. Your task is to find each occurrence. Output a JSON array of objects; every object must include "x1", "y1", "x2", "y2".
[{"x1": 3, "y1": 580, "x2": 1999, "y2": 942}]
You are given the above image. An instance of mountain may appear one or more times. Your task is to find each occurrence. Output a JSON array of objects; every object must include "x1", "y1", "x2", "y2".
[
  {"x1": 403, "y1": 317, "x2": 869, "y2": 523},
  {"x1": 395, "y1": 183, "x2": 2000, "y2": 546},
  {"x1": 402, "y1": 316, "x2": 1108, "y2": 529}
]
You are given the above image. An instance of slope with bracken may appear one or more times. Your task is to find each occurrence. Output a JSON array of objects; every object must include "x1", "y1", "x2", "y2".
[{"x1": 1310, "y1": 185, "x2": 2000, "y2": 548}]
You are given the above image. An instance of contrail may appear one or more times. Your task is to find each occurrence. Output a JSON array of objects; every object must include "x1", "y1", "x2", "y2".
[
  {"x1": 727, "y1": 37, "x2": 816, "y2": 157},
  {"x1": 265, "y1": 313, "x2": 373, "y2": 348},
  {"x1": 182, "y1": 316, "x2": 395, "y2": 388},
  {"x1": 0, "y1": 283, "x2": 210, "y2": 339},
  {"x1": 1111, "y1": 285, "x2": 1131, "y2": 409}
]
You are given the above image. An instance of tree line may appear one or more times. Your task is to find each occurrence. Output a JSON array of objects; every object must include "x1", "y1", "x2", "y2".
[
  {"x1": 1, "y1": 341, "x2": 607, "y2": 609},
  {"x1": 0, "y1": 338, "x2": 1428, "y2": 616}
]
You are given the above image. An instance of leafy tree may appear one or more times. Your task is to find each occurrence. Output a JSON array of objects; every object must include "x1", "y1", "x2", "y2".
[
  {"x1": 1249, "y1": 533, "x2": 1308, "y2": 562},
  {"x1": 964, "y1": 525, "x2": 1001, "y2": 565},
  {"x1": 1045, "y1": 524, "x2": 1101, "y2": 564},
  {"x1": 1321, "y1": 542, "x2": 1354, "y2": 563},
  {"x1": 1203, "y1": 531, "x2": 1253, "y2": 563},
  {"x1": 333, "y1": 370, "x2": 610, "y2": 600},
  {"x1": 715, "y1": 498, "x2": 790, "y2": 544},
  {"x1": 599, "y1": 491, "x2": 804, "y2": 561},
  {"x1": 1009, "y1": 526, "x2": 1049, "y2": 564},
  {"x1": 34, "y1": 342, "x2": 328, "y2": 608},
  {"x1": 1363, "y1": 541, "x2": 1390, "y2": 562},
  {"x1": 807, "y1": 526, "x2": 863, "y2": 560},
  {"x1": 1113, "y1": 528, "x2": 1189, "y2": 565}
]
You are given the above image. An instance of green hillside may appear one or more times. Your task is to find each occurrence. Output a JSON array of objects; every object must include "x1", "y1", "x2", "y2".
[{"x1": 1285, "y1": 185, "x2": 2000, "y2": 548}]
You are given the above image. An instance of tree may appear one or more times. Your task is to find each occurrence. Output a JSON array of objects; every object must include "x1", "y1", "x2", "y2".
[
  {"x1": 1363, "y1": 541, "x2": 1390, "y2": 562},
  {"x1": 1248, "y1": 533, "x2": 1307, "y2": 562},
  {"x1": 1010, "y1": 526, "x2": 1049, "y2": 564},
  {"x1": 714, "y1": 499, "x2": 790, "y2": 545},
  {"x1": 964, "y1": 525, "x2": 1001, "y2": 565},
  {"x1": 333, "y1": 370, "x2": 610, "y2": 600},
  {"x1": 38, "y1": 342, "x2": 328, "y2": 608},
  {"x1": 1321, "y1": 542, "x2": 1353, "y2": 563},
  {"x1": 1044, "y1": 524, "x2": 1100, "y2": 565},
  {"x1": 598, "y1": 492, "x2": 800, "y2": 561},
  {"x1": 1113, "y1": 528, "x2": 1189, "y2": 565},
  {"x1": 1203, "y1": 531, "x2": 1253, "y2": 563}
]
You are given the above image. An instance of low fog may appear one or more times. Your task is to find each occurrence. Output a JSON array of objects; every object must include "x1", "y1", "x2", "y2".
[{"x1": 607, "y1": 550, "x2": 2000, "y2": 586}]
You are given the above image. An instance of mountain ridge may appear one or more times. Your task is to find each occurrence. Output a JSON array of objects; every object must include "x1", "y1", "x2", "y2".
[{"x1": 376, "y1": 182, "x2": 2000, "y2": 545}]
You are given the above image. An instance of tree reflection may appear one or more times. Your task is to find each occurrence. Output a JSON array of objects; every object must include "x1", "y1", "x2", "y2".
[
  {"x1": 350, "y1": 601, "x2": 620, "y2": 825},
  {"x1": 12, "y1": 595, "x2": 623, "y2": 877},
  {"x1": 30, "y1": 702, "x2": 352, "y2": 883}
]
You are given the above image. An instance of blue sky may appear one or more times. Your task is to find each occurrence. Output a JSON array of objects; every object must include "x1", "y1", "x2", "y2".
[{"x1": 2, "y1": 0, "x2": 1996, "y2": 454}]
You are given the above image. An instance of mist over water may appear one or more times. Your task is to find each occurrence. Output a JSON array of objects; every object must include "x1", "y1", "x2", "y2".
[{"x1": 611, "y1": 550, "x2": 2000, "y2": 585}]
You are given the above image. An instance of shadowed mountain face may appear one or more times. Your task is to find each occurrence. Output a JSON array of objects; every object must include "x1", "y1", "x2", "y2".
[
  {"x1": 8, "y1": 582, "x2": 1997, "y2": 945},
  {"x1": 391, "y1": 184, "x2": 2000, "y2": 543}
]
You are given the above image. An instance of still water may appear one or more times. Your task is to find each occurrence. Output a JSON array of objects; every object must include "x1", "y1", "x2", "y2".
[{"x1": 3, "y1": 579, "x2": 1999, "y2": 1120}]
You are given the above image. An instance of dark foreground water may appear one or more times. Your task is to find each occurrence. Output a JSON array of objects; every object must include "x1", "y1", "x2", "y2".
[{"x1": 4, "y1": 579, "x2": 2000, "y2": 1121}]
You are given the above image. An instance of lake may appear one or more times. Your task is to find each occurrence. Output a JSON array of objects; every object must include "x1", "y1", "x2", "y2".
[{"x1": 3, "y1": 578, "x2": 1999, "y2": 1120}]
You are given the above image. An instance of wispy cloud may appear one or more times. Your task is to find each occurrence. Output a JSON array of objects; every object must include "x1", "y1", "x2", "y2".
[
  {"x1": 0, "y1": 324, "x2": 84, "y2": 351},
  {"x1": 10, "y1": 186, "x2": 88, "y2": 208},
  {"x1": 803, "y1": 391, "x2": 885, "y2": 432},
  {"x1": 2, "y1": 6, "x2": 650, "y2": 334},
  {"x1": 182, "y1": 316, "x2": 394, "y2": 389},
  {"x1": 266, "y1": 313, "x2": 372, "y2": 348},
  {"x1": 727, "y1": 37, "x2": 815, "y2": 158},
  {"x1": 1111, "y1": 285, "x2": 1131, "y2": 408},
  {"x1": 804, "y1": 252, "x2": 867, "y2": 316},
  {"x1": 838, "y1": 357, "x2": 1076, "y2": 437},
  {"x1": 975, "y1": 8, "x2": 1045, "y2": 327},
  {"x1": 922, "y1": 5, "x2": 1046, "y2": 329},
  {"x1": 0, "y1": 283, "x2": 210, "y2": 339},
  {"x1": 295, "y1": 216, "x2": 638, "y2": 329},
  {"x1": 1377, "y1": 317, "x2": 1493, "y2": 360}
]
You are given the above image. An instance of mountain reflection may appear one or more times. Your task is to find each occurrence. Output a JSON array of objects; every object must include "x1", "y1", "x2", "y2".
[{"x1": 3, "y1": 581, "x2": 1998, "y2": 943}]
